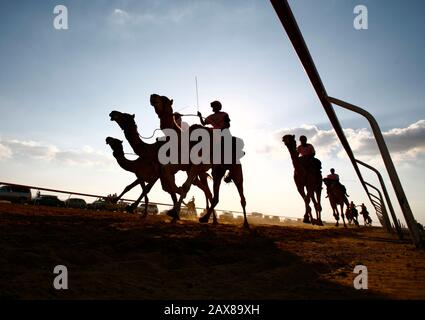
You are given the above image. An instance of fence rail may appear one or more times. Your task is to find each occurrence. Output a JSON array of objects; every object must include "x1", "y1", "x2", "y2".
[{"x1": 0, "y1": 181, "x2": 305, "y2": 222}]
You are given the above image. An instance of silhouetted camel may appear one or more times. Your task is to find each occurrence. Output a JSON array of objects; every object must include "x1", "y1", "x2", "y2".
[
  {"x1": 106, "y1": 136, "x2": 158, "y2": 217},
  {"x1": 109, "y1": 111, "x2": 216, "y2": 223},
  {"x1": 346, "y1": 203, "x2": 360, "y2": 226},
  {"x1": 149, "y1": 94, "x2": 249, "y2": 228},
  {"x1": 323, "y1": 179, "x2": 348, "y2": 227},
  {"x1": 282, "y1": 135, "x2": 323, "y2": 225}
]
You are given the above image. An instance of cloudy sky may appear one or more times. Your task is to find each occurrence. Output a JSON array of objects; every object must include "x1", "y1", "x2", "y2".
[{"x1": 0, "y1": 0, "x2": 424, "y2": 225}]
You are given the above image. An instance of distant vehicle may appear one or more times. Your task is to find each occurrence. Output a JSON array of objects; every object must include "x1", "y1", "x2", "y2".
[
  {"x1": 88, "y1": 198, "x2": 124, "y2": 211},
  {"x1": 33, "y1": 195, "x2": 65, "y2": 207},
  {"x1": 250, "y1": 212, "x2": 263, "y2": 218},
  {"x1": 65, "y1": 198, "x2": 87, "y2": 209},
  {"x1": 219, "y1": 211, "x2": 234, "y2": 222},
  {"x1": 137, "y1": 203, "x2": 159, "y2": 215},
  {"x1": 0, "y1": 185, "x2": 32, "y2": 204},
  {"x1": 271, "y1": 216, "x2": 280, "y2": 222}
]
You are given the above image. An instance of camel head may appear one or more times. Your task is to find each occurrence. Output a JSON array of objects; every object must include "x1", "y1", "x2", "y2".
[
  {"x1": 323, "y1": 178, "x2": 332, "y2": 189},
  {"x1": 150, "y1": 94, "x2": 173, "y2": 116},
  {"x1": 109, "y1": 111, "x2": 137, "y2": 131},
  {"x1": 282, "y1": 134, "x2": 296, "y2": 150},
  {"x1": 105, "y1": 136, "x2": 124, "y2": 154}
]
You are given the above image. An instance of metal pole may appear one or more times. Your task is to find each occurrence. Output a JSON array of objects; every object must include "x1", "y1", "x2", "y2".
[
  {"x1": 356, "y1": 159, "x2": 403, "y2": 238},
  {"x1": 328, "y1": 97, "x2": 421, "y2": 247}
]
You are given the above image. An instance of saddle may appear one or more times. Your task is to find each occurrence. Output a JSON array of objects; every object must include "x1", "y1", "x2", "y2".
[
  {"x1": 299, "y1": 156, "x2": 322, "y2": 176},
  {"x1": 324, "y1": 179, "x2": 348, "y2": 197}
]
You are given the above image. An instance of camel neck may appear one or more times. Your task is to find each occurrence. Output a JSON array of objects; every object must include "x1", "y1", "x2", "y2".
[
  {"x1": 123, "y1": 126, "x2": 149, "y2": 155},
  {"x1": 113, "y1": 151, "x2": 138, "y2": 173},
  {"x1": 287, "y1": 145, "x2": 301, "y2": 170}
]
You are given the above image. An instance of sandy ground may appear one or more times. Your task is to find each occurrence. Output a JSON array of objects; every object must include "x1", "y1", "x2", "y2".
[{"x1": 0, "y1": 202, "x2": 424, "y2": 300}]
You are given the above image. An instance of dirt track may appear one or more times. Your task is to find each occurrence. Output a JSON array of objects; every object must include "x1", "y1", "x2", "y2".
[{"x1": 0, "y1": 203, "x2": 424, "y2": 300}]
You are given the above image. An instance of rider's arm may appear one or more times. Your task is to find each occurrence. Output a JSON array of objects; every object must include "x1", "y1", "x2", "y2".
[
  {"x1": 197, "y1": 112, "x2": 206, "y2": 126},
  {"x1": 223, "y1": 114, "x2": 231, "y2": 129},
  {"x1": 310, "y1": 144, "x2": 316, "y2": 157}
]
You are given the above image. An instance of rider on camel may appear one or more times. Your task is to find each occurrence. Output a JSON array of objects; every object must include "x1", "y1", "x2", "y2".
[
  {"x1": 297, "y1": 135, "x2": 321, "y2": 173},
  {"x1": 197, "y1": 100, "x2": 230, "y2": 130},
  {"x1": 360, "y1": 203, "x2": 372, "y2": 225},
  {"x1": 323, "y1": 168, "x2": 348, "y2": 196}
]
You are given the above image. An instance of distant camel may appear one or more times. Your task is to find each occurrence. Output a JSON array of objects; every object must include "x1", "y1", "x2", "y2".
[
  {"x1": 106, "y1": 136, "x2": 158, "y2": 217},
  {"x1": 323, "y1": 179, "x2": 349, "y2": 227},
  {"x1": 109, "y1": 111, "x2": 216, "y2": 223},
  {"x1": 282, "y1": 135, "x2": 323, "y2": 225},
  {"x1": 149, "y1": 94, "x2": 249, "y2": 228},
  {"x1": 346, "y1": 202, "x2": 360, "y2": 226}
]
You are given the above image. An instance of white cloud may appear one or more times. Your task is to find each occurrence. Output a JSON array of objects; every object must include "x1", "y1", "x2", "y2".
[
  {"x1": 0, "y1": 143, "x2": 12, "y2": 160},
  {"x1": 110, "y1": 5, "x2": 193, "y2": 26},
  {"x1": 263, "y1": 120, "x2": 425, "y2": 164},
  {"x1": 4, "y1": 139, "x2": 58, "y2": 160},
  {"x1": 0, "y1": 138, "x2": 114, "y2": 169}
]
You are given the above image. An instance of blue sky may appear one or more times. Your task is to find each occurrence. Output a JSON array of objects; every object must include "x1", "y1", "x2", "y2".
[{"x1": 0, "y1": 0, "x2": 424, "y2": 225}]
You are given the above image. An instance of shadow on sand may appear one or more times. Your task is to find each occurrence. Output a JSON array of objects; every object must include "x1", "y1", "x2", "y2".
[{"x1": 0, "y1": 204, "x2": 385, "y2": 299}]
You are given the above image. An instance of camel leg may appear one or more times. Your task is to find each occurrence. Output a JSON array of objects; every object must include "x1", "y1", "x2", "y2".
[
  {"x1": 296, "y1": 185, "x2": 311, "y2": 224},
  {"x1": 167, "y1": 167, "x2": 199, "y2": 222},
  {"x1": 315, "y1": 187, "x2": 323, "y2": 224},
  {"x1": 200, "y1": 166, "x2": 226, "y2": 224},
  {"x1": 341, "y1": 203, "x2": 347, "y2": 228},
  {"x1": 141, "y1": 181, "x2": 149, "y2": 218},
  {"x1": 160, "y1": 164, "x2": 182, "y2": 195},
  {"x1": 113, "y1": 179, "x2": 140, "y2": 203},
  {"x1": 127, "y1": 179, "x2": 157, "y2": 214},
  {"x1": 308, "y1": 189, "x2": 322, "y2": 226},
  {"x1": 334, "y1": 207, "x2": 339, "y2": 227},
  {"x1": 231, "y1": 164, "x2": 249, "y2": 228},
  {"x1": 193, "y1": 172, "x2": 216, "y2": 224}
]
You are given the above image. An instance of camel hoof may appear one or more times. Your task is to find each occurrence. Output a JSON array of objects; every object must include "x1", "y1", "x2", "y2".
[
  {"x1": 199, "y1": 215, "x2": 209, "y2": 224},
  {"x1": 303, "y1": 217, "x2": 311, "y2": 224},
  {"x1": 317, "y1": 220, "x2": 324, "y2": 226},
  {"x1": 167, "y1": 209, "x2": 179, "y2": 220},
  {"x1": 243, "y1": 222, "x2": 250, "y2": 229},
  {"x1": 126, "y1": 205, "x2": 136, "y2": 213},
  {"x1": 212, "y1": 219, "x2": 218, "y2": 225}
]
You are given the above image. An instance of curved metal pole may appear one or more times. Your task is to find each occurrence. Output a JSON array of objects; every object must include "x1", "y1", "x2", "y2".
[
  {"x1": 365, "y1": 182, "x2": 393, "y2": 232},
  {"x1": 356, "y1": 159, "x2": 403, "y2": 238},
  {"x1": 329, "y1": 97, "x2": 420, "y2": 246},
  {"x1": 269, "y1": 0, "x2": 377, "y2": 230}
]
